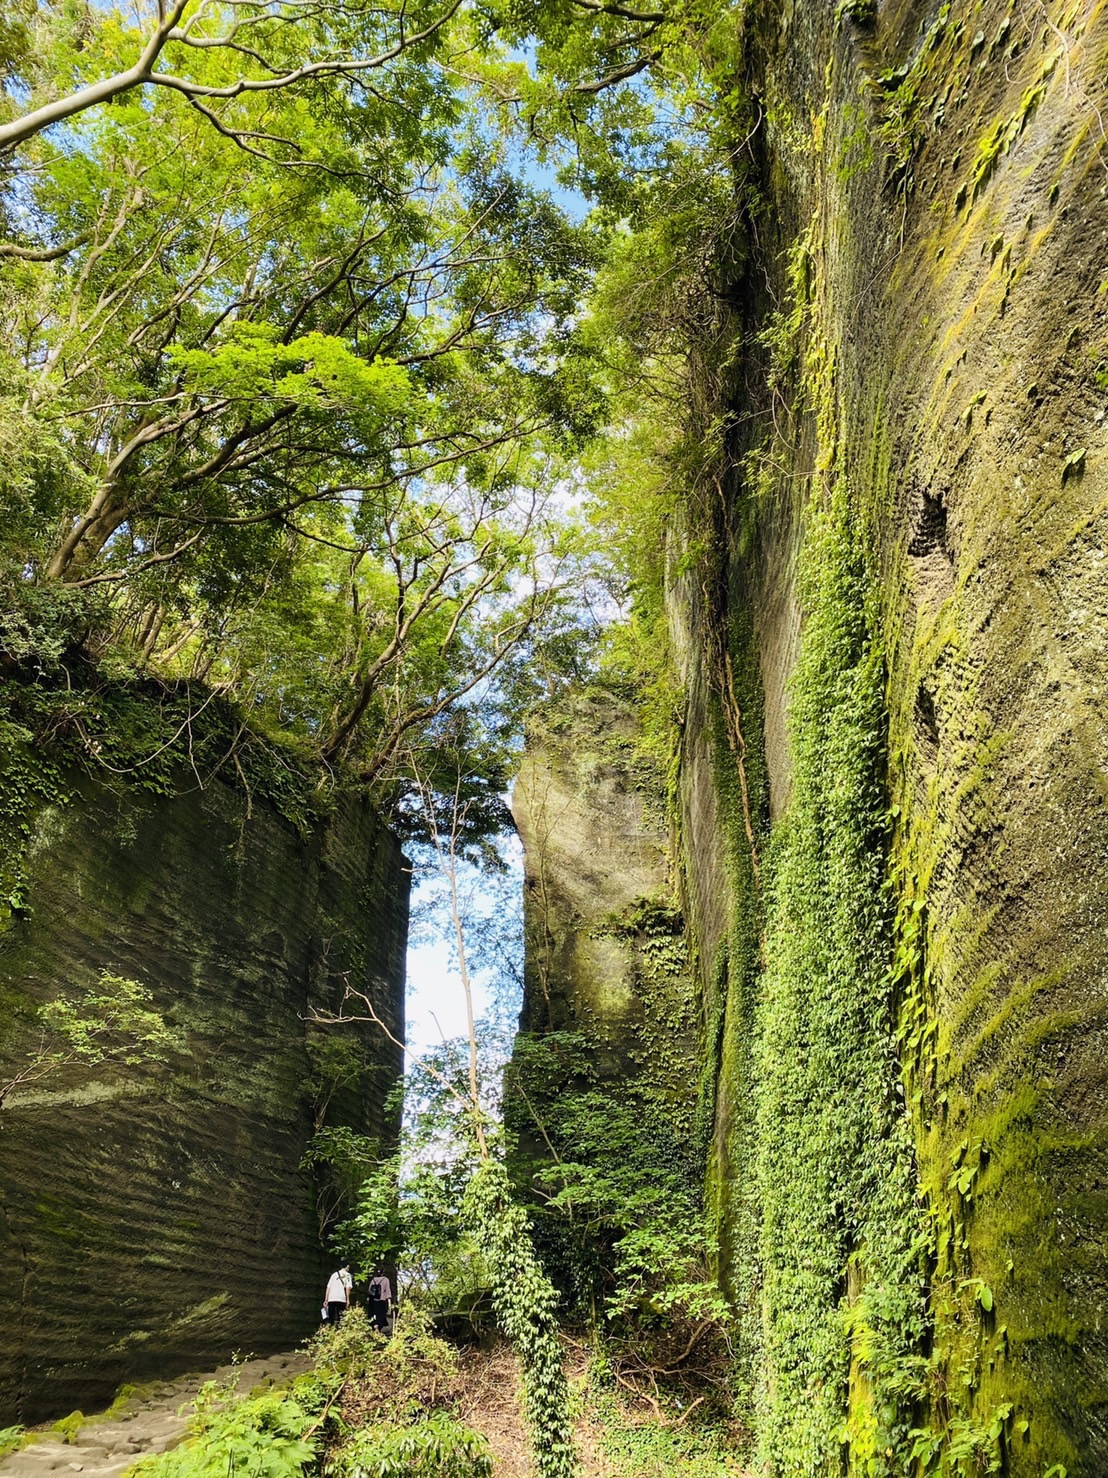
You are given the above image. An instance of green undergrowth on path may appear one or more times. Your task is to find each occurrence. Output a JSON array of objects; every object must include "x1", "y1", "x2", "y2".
[
  {"x1": 126, "y1": 1310, "x2": 491, "y2": 1478},
  {"x1": 0, "y1": 1425, "x2": 28, "y2": 1460},
  {"x1": 584, "y1": 1388, "x2": 745, "y2": 1477},
  {"x1": 107, "y1": 1317, "x2": 743, "y2": 1478},
  {"x1": 579, "y1": 1332, "x2": 749, "y2": 1476}
]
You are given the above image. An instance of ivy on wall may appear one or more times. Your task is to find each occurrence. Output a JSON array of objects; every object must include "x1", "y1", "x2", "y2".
[{"x1": 752, "y1": 475, "x2": 930, "y2": 1475}]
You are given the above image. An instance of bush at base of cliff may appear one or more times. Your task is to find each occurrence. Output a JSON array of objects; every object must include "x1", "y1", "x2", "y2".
[
  {"x1": 314, "y1": 1310, "x2": 491, "y2": 1478},
  {"x1": 311, "y1": 1306, "x2": 463, "y2": 1426},
  {"x1": 328, "y1": 1413, "x2": 492, "y2": 1478},
  {"x1": 582, "y1": 1371, "x2": 746, "y2": 1478},
  {"x1": 127, "y1": 1380, "x2": 317, "y2": 1478}
]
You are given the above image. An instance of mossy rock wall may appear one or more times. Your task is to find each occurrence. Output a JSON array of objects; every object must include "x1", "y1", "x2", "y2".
[
  {"x1": 511, "y1": 688, "x2": 676, "y2": 1059},
  {"x1": 0, "y1": 753, "x2": 408, "y2": 1423},
  {"x1": 668, "y1": 0, "x2": 1108, "y2": 1470},
  {"x1": 509, "y1": 687, "x2": 703, "y2": 1310},
  {"x1": 509, "y1": 0, "x2": 1108, "y2": 1471}
]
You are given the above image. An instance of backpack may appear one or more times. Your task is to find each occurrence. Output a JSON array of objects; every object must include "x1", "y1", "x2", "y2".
[{"x1": 368, "y1": 1277, "x2": 384, "y2": 1301}]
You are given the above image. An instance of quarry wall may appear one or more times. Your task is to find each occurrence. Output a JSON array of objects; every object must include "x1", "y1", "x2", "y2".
[
  {"x1": 514, "y1": 0, "x2": 1108, "y2": 1470},
  {"x1": 0, "y1": 728, "x2": 408, "y2": 1423}
]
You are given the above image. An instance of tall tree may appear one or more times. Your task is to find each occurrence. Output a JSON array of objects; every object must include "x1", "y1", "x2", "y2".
[
  {"x1": 0, "y1": 0, "x2": 462, "y2": 155},
  {"x1": 1, "y1": 7, "x2": 604, "y2": 791}
]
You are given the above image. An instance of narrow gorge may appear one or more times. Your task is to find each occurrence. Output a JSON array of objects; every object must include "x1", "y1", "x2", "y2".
[{"x1": 0, "y1": 0, "x2": 1105, "y2": 1472}]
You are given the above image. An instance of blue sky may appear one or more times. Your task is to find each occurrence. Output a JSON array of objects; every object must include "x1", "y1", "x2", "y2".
[{"x1": 403, "y1": 834, "x2": 525, "y2": 1063}]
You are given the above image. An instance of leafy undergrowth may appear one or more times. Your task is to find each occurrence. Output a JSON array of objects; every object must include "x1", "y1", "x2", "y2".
[
  {"x1": 567, "y1": 1334, "x2": 752, "y2": 1478},
  {"x1": 120, "y1": 1313, "x2": 749, "y2": 1478},
  {"x1": 434, "y1": 1333, "x2": 751, "y2": 1477},
  {"x1": 0, "y1": 1426, "x2": 29, "y2": 1460},
  {"x1": 127, "y1": 1310, "x2": 491, "y2": 1478}
]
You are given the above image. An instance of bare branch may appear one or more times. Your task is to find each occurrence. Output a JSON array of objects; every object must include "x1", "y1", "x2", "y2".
[
  {"x1": 573, "y1": 51, "x2": 661, "y2": 94},
  {"x1": 569, "y1": 0, "x2": 668, "y2": 20},
  {"x1": 65, "y1": 530, "x2": 205, "y2": 588},
  {"x1": 147, "y1": 2, "x2": 463, "y2": 102}
]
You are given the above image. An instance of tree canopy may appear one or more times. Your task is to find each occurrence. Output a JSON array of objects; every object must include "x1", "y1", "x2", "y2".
[{"x1": 0, "y1": 0, "x2": 743, "y2": 816}]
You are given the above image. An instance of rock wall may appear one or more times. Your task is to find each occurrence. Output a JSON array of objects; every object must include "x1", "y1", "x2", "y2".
[
  {"x1": 512, "y1": 688, "x2": 673, "y2": 1059},
  {"x1": 0, "y1": 748, "x2": 408, "y2": 1423},
  {"x1": 508, "y1": 687, "x2": 702, "y2": 1307},
  {"x1": 513, "y1": 0, "x2": 1108, "y2": 1470},
  {"x1": 673, "y1": 0, "x2": 1108, "y2": 1469}
]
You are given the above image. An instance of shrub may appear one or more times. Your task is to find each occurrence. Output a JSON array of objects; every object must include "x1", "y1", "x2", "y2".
[
  {"x1": 330, "y1": 1412, "x2": 492, "y2": 1478},
  {"x1": 311, "y1": 1305, "x2": 461, "y2": 1424},
  {"x1": 128, "y1": 1382, "x2": 316, "y2": 1478}
]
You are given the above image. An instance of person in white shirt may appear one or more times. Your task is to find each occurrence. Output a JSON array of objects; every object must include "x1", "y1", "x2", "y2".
[{"x1": 324, "y1": 1264, "x2": 353, "y2": 1325}]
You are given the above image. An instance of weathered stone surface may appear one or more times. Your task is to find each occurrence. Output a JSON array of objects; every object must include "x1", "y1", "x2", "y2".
[
  {"x1": 513, "y1": 0, "x2": 1108, "y2": 1467},
  {"x1": 671, "y1": 0, "x2": 1108, "y2": 1467},
  {"x1": 0, "y1": 1350, "x2": 312, "y2": 1478},
  {"x1": 0, "y1": 763, "x2": 407, "y2": 1423},
  {"x1": 511, "y1": 688, "x2": 673, "y2": 1058}
]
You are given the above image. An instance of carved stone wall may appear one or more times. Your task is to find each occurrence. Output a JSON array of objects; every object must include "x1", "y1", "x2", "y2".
[{"x1": 0, "y1": 761, "x2": 407, "y2": 1422}]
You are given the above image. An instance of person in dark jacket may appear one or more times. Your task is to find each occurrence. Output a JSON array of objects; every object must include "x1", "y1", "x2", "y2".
[{"x1": 366, "y1": 1269, "x2": 392, "y2": 1332}]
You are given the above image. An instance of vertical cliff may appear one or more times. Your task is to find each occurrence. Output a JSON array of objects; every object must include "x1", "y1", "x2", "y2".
[
  {"x1": 512, "y1": 689, "x2": 676, "y2": 1052},
  {"x1": 0, "y1": 701, "x2": 408, "y2": 1423},
  {"x1": 508, "y1": 689, "x2": 704, "y2": 1310},
  {"x1": 512, "y1": 0, "x2": 1108, "y2": 1471}
]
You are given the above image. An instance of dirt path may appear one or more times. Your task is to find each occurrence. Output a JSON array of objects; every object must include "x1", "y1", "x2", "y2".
[
  {"x1": 0, "y1": 1353, "x2": 312, "y2": 1478},
  {"x1": 453, "y1": 1344, "x2": 648, "y2": 1478},
  {"x1": 454, "y1": 1344, "x2": 533, "y2": 1477}
]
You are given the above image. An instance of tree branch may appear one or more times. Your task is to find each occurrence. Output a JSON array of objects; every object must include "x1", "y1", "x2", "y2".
[
  {"x1": 573, "y1": 51, "x2": 661, "y2": 94},
  {"x1": 0, "y1": 233, "x2": 92, "y2": 262}
]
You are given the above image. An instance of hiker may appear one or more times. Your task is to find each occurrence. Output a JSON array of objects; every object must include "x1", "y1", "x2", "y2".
[
  {"x1": 324, "y1": 1263, "x2": 353, "y2": 1326},
  {"x1": 366, "y1": 1268, "x2": 392, "y2": 1332}
]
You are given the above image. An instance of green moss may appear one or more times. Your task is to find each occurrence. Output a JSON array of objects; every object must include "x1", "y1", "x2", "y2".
[
  {"x1": 49, "y1": 1411, "x2": 84, "y2": 1444},
  {"x1": 0, "y1": 672, "x2": 321, "y2": 949},
  {"x1": 887, "y1": 597, "x2": 1099, "y2": 1471},
  {"x1": 0, "y1": 1426, "x2": 29, "y2": 1459},
  {"x1": 749, "y1": 475, "x2": 930, "y2": 1476}
]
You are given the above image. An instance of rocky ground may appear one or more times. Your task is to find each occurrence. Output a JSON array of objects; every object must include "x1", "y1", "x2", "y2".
[
  {"x1": 0, "y1": 1346, "x2": 540, "y2": 1478},
  {"x1": 0, "y1": 1352, "x2": 311, "y2": 1478}
]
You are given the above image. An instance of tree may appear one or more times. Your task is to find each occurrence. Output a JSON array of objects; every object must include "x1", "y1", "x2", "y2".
[
  {"x1": 310, "y1": 743, "x2": 579, "y2": 1478},
  {"x1": 1, "y1": 26, "x2": 604, "y2": 796},
  {"x1": 0, "y1": 0, "x2": 463, "y2": 157}
]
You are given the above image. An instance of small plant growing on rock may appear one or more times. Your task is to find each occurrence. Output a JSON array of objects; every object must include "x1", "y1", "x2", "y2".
[
  {"x1": 0, "y1": 972, "x2": 181, "y2": 1111},
  {"x1": 0, "y1": 1425, "x2": 28, "y2": 1459}
]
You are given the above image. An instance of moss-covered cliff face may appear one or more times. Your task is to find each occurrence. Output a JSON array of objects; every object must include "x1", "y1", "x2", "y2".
[
  {"x1": 512, "y1": 689, "x2": 677, "y2": 1055},
  {"x1": 0, "y1": 723, "x2": 408, "y2": 1423},
  {"x1": 686, "y1": 0, "x2": 1108, "y2": 1467},
  {"x1": 513, "y1": 0, "x2": 1108, "y2": 1472},
  {"x1": 508, "y1": 690, "x2": 706, "y2": 1311}
]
